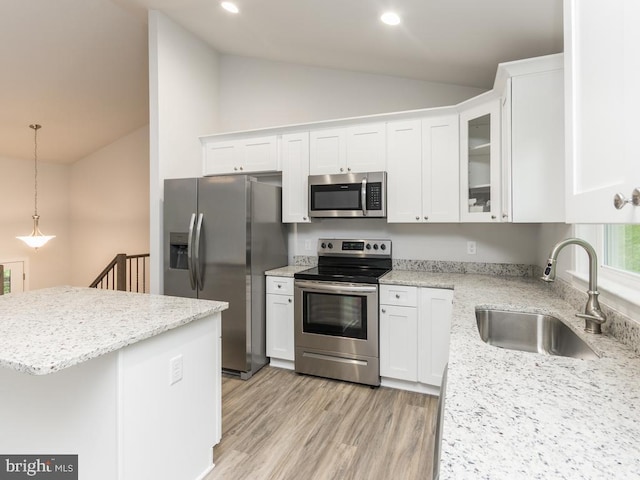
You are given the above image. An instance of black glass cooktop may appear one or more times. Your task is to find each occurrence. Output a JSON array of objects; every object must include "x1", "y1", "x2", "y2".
[{"x1": 294, "y1": 265, "x2": 391, "y2": 284}]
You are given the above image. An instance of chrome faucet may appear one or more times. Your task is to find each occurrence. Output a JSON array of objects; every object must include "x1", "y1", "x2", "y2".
[{"x1": 540, "y1": 238, "x2": 606, "y2": 334}]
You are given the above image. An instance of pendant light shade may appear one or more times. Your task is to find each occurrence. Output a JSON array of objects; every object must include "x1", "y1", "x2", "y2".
[{"x1": 16, "y1": 124, "x2": 55, "y2": 249}]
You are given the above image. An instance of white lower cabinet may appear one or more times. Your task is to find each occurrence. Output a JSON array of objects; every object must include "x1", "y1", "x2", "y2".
[
  {"x1": 380, "y1": 304, "x2": 418, "y2": 381},
  {"x1": 379, "y1": 284, "x2": 453, "y2": 394},
  {"x1": 266, "y1": 276, "x2": 295, "y2": 369}
]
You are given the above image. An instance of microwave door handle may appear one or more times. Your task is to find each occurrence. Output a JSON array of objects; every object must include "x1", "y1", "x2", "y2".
[
  {"x1": 194, "y1": 213, "x2": 204, "y2": 291},
  {"x1": 186, "y1": 213, "x2": 197, "y2": 290},
  {"x1": 361, "y1": 178, "x2": 367, "y2": 216}
]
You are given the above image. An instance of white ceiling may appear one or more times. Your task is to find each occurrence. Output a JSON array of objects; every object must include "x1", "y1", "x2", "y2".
[{"x1": 1, "y1": 0, "x2": 562, "y2": 164}]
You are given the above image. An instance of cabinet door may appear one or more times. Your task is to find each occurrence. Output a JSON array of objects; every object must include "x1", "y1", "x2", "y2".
[
  {"x1": 565, "y1": 0, "x2": 640, "y2": 223},
  {"x1": 266, "y1": 293, "x2": 294, "y2": 361},
  {"x1": 509, "y1": 70, "x2": 565, "y2": 222},
  {"x1": 380, "y1": 304, "x2": 418, "y2": 381},
  {"x1": 418, "y1": 288, "x2": 453, "y2": 387},
  {"x1": 422, "y1": 115, "x2": 460, "y2": 222},
  {"x1": 203, "y1": 140, "x2": 240, "y2": 175},
  {"x1": 460, "y1": 100, "x2": 502, "y2": 222},
  {"x1": 242, "y1": 136, "x2": 278, "y2": 173},
  {"x1": 281, "y1": 132, "x2": 311, "y2": 223},
  {"x1": 386, "y1": 120, "x2": 423, "y2": 223},
  {"x1": 346, "y1": 123, "x2": 386, "y2": 173},
  {"x1": 309, "y1": 128, "x2": 347, "y2": 175}
]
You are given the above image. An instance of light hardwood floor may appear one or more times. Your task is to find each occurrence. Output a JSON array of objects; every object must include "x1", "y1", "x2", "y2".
[{"x1": 206, "y1": 366, "x2": 437, "y2": 480}]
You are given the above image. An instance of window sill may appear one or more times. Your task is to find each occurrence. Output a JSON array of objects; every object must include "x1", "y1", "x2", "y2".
[{"x1": 567, "y1": 270, "x2": 640, "y2": 320}]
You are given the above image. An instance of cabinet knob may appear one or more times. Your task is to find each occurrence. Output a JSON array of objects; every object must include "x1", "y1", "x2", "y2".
[
  {"x1": 415, "y1": 216, "x2": 420, "y2": 221},
  {"x1": 424, "y1": 216, "x2": 428, "y2": 221},
  {"x1": 613, "y1": 188, "x2": 640, "y2": 209},
  {"x1": 234, "y1": 167, "x2": 238, "y2": 171},
  {"x1": 491, "y1": 215, "x2": 497, "y2": 220},
  {"x1": 302, "y1": 216, "x2": 307, "y2": 221},
  {"x1": 395, "y1": 294, "x2": 400, "y2": 299},
  {"x1": 502, "y1": 213, "x2": 508, "y2": 219},
  {"x1": 277, "y1": 284, "x2": 281, "y2": 288},
  {"x1": 239, "y1": 166, "x2": 244, "y2": 171},
  {"x1": 340, "y1": 168, "x2": 344, "y2": 172},
  {"x1": 381, "y1": 308, "x2": 386, "y2": 313},
  {"x1": 288, "y1": 298, "x2": 292, "y2": 303},
  {"x1": 347, "y1": 168, "x2": 351, "y2": 172}
]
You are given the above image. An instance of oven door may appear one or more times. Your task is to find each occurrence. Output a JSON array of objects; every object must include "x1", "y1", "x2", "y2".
[{"x1": 294, "y1": 280, "x2": 378, "y2": 358}]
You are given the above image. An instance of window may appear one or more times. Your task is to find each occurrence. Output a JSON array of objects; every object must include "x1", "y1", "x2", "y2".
[
  {"x1": 604, "y1": 225, "x2": 640, "y2": 275},
  {"x1": 573, "y1": 224, "x2": 640, "y2": 315}
]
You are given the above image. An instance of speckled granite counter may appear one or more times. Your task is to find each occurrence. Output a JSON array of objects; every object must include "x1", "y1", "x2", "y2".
[
  {"x1": 0, "y1": 286, "x2": 228, "y2": 375},
  {"x1": 265, "y1": 265, "x2": 310, "y2": 277},
  {"x1": 381, "y1": 270, "x2": 640, "y2": 479}
]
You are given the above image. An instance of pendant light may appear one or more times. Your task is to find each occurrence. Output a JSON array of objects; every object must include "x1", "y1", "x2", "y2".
[{"x1": 16, "y1": 124, "x2": 55, "y2": 249}]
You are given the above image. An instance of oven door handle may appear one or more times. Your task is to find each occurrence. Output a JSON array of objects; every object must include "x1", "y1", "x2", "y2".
[{"x1": 295, "y1": 280, "x2": 377, "y2": 294}]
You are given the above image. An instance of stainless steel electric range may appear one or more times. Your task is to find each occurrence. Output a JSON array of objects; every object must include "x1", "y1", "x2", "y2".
[{"x1": 293, "y1": 238, "x2": 392, "y2": 386}]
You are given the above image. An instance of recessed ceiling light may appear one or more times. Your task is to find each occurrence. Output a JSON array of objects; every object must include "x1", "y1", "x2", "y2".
[
  {"x1": 221, "y1": 2, "x2": 239, "y2": 14},
  {"x1": 380, "y1": 12, "x2": 401, "y2": 26}
]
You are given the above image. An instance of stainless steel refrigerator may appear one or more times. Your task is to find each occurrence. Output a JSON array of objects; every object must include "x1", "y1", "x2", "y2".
[{"x1": 163, "y1": 175, "x2": 288, "y2": 379}]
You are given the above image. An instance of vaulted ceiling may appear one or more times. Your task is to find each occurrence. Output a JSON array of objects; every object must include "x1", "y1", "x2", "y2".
[{"x1": 1, "y1": 0, "x2": 562, "y2": 164}]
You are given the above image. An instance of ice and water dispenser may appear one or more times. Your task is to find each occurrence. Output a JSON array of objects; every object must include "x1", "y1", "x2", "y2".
[{"x1": 169, "y1": 232, "x2": 189, "y2": 270}]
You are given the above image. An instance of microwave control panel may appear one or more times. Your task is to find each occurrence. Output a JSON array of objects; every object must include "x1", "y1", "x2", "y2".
[{"x1": 367, "y1": 183, "x2": 383, "y2": 210}]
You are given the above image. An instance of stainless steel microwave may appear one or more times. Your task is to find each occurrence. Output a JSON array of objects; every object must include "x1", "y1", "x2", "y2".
[{"x1": 308, "y1": 171, "x2": 386, "y2": 218}]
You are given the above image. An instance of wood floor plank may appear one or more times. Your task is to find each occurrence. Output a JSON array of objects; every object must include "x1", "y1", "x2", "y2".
[{"x1": 206, "y1": 366, "x2": 437, "y2": 480}]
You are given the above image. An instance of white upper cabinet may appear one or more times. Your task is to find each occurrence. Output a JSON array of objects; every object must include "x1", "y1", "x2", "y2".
[
  {"x1": 346, "y1": 123, "x2": 387, "y2": 173},
  {"x1": 422, "y1": 116, "x2": 460, "y2": 222},
  {"x1": 565, "y1": 0, "x2": 640, "y2": 223},
  {"x1": 309, "y1": 123, "x2": 386, "y2": 175},
  {"x1": 281, "y1": 132, "x2": 311, "y2": 223},
  {"x1": 460, "y1": 99, "x2": 502, "y2": 222},
  {"x1": 203, "y1": 135, "x2": 278, "y2": 176},
  {"x1": 387, "y1": 120, "x2": 422, "y2": 222},
  {"x1": 500, "y1": 55, "x2": 565, "y2": 223},
  {"x1": 387, "y1": 115, "x2": 459, "y2": 223}
]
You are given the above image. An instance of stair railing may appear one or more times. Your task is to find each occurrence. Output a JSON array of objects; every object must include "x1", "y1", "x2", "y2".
[{"x1": 90, "y1": 253, "x2": 150, "y2": 293}]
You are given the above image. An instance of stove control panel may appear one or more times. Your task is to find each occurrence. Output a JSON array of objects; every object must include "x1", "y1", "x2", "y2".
[{"x1": 317, "y1": 239, "x2": 392, "y2": 257}]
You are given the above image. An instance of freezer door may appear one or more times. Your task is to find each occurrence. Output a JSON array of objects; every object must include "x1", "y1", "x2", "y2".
[
  {"x1": 164, "y1": 178, "x2": 198, "y2": 299},
  {"x1": 198, "y1": 176, "x2": 250, "y2": 373}
]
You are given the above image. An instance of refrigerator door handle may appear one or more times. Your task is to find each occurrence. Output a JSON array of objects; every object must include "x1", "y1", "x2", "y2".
[
  {"x1": 194, "y1": 212, "x2": 205, "y2": 291},
  {"x1": 186, "y1": 213, "x2": 197, "y2": 290}
]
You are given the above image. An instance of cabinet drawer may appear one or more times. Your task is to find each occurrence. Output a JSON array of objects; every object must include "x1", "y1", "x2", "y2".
[
  {"x1": 266, "y1": 276, "x2": 294, "y2": 295},
  {"x1": 379, "y1": 285, "x2": 418, "y2": 307}
]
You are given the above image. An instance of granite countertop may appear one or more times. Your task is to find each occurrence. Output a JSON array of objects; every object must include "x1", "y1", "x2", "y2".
[
  {"x1": 381, "y1": 270, "x2": 640, "y2": 479},
  {"x1": 0, "y1": 286, "x2": 228, "y2": 375},
  {"x1": 265, "y1": 265, "x2": 310, "y2": 277}
]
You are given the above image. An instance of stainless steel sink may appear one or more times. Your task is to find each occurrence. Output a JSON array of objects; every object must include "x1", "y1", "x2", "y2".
[{"x1": 475, "y1": 309, "x2": 599, "y2": 360}]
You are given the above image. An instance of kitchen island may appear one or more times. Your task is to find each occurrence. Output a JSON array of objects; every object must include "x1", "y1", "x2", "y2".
[
  {"x1": 380, "y1": 271, "x2": 640, "y2": 479},
  {"x1": 0, "y1": 286, "x2": 228, "y2": 480}
]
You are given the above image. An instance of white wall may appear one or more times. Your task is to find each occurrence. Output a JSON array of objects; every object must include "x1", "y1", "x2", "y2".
[
  {"x1": 217, "y1": 55, "x2": 486, "y2": 132},
  {"x1": 293, "y1": 220, "x2": 542, "y2": 265},
  {"x1": 69, "y1": 126, "x2": 150, "y2": 287},
  {"x1": 0, "y1": 156, "x2": 70, "y2": 289},
  {"x1": 149, "y1": 10, "x2": 220, "y2": 294}
]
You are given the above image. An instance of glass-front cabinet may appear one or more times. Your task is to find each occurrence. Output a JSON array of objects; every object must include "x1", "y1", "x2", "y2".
[{"x1": 460, "y1": 99, "x2": 502, "y2": 222}]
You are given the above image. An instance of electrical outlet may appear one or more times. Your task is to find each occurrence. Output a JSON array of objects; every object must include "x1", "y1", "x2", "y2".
[
  {"x1": 467, "y1": 241, "x2": 477, "y2": 255},
  {"x1": 304, "y1": 239, "x2": 312, "y2": 251},
  {"x1": 169, "y1": 354, "x2": 183, "y2": 385}
]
